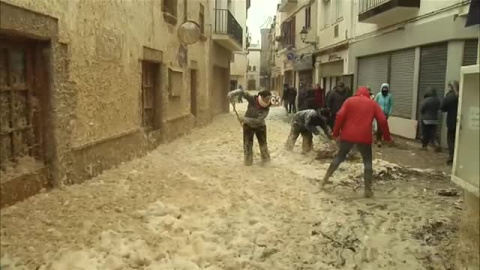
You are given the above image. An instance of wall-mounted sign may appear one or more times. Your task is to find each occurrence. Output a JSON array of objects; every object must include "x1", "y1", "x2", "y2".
[
  {"x1": 287, "y1": 52, "x2": 296, "y2": 60},
  {"x1": 294, "y1": 54, "x2": 313, "y2": 71},
  {"x1": 469, "y1": 107, "x2": 480, "y2": 130}
]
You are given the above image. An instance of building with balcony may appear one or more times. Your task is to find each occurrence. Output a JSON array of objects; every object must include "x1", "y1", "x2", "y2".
[
  {"x1": 349, "y1": 0, "x2": 478, "y2": 146},
  {"x1": 260, "y1": 28, "x2": 272, "y2": 89},
  {"x1": 247, "y1": 44, "x2": 261, "y2": 90},
  {"x1": 314, "y1": 0, "x2": 354, "y2": 94},
  {"x1": 228, "y1": 0, "x2": 250, "y2": 90},
  {"x1": 0, "y1": 0, "x2": 247, "y2": 207},
  {"x1": 274, "y1": 0, "x2": 318, "y2": 92},
  {"x1": 208, "y1": 0, "x2": 246, "y2": 115}
]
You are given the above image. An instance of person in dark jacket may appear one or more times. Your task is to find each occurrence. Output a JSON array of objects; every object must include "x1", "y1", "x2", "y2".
[
  {"x1": 288, "y1": 87, "x2": 297, "y2": 113},
  {"x1": 304, "y1": 84, "x2": 318, "y2": 110},
  {"x1": 314, "y1": 84, "x2": 325, "y2": 109},
  {"x1": 326, "y1": 82, "x2": 348, "y2": 129},
  {"x1": 420, "y1": 87, "x2": 441, "y2": 151},
  {"x1": 297, "y1": 84, "x2": 310, "y2": 111},
  {"x1": 228, "y1": 89, "x2": 272, "y2": 166},
  {"x1": 285, "y1": 109, "x2": 332, "y2": 154},
  {"x1": 282, "y1": 84, "x2": 290, "y2": 113},
  {"x1": 441, "y1": 80, "x2": 459, "y2": 165},
  {"x1": 320, "y1": 87, "x2": 392, "y2": 198}
]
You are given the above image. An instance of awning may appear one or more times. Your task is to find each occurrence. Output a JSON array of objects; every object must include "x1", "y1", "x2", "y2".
[{"x1": 320, "y1": 60, "x2": 343, "y2": 77}]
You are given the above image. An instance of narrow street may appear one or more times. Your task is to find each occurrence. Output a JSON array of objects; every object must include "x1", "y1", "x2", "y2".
[{"x1": 0, "y1": 104, "x2": 461, "y2": 270}]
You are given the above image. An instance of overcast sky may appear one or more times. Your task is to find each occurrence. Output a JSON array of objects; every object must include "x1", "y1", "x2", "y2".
[{"x1": 246, "y1": 0, "x2": 279, "y2": 45}]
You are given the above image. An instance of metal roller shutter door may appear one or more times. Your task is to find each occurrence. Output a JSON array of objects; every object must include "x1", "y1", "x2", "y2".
[
  {"x1": 390, "y1": 49, "x2": 415, "y2": 119},
  {"x1": 357, "y1": 54, "x2": 389, "y2": 93},
  {"x1": 417, "y1": 43, "x2": 448, "y2": 139},
  {"x1": 463, "y1": 39, "x2": 479, "y2": 66}
]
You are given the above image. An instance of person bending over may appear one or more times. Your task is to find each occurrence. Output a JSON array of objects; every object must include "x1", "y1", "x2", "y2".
[{"x1": 285, "y1": 109, "x2": 332, "y2": 154}]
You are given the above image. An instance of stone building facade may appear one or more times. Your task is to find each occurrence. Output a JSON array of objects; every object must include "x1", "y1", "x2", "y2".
[{"x1": 0, "y1": 0, "x2": 246, "y2": 206}]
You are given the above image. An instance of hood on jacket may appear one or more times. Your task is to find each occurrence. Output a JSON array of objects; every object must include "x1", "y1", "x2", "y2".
[
  {"x1": 448, "y1": 80, "x2": 459, "y2": 93},
  {"x1": 380, "y1": 83, "x2": 390, "y2": 93},
  {"x1": 355, "y1": 87, "x2": 371, "y2": 98}
]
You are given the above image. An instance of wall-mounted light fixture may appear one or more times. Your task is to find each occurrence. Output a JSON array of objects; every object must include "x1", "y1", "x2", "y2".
[{"x1": 300, "y1": 27, "x2": 317, "y2": 49}]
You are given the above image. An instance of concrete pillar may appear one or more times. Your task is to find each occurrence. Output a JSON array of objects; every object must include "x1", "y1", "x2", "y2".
[
  {"x1": 441, "y1": 41, "x2": 464, "y2": 147},
  {"x1": 411, "y1": 47, "x2": 421, "y2": 120}
]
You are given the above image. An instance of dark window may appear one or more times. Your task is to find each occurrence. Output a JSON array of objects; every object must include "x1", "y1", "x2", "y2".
[
  {"x1": 162, "y1": 0, "x2": 178, "y2": 24},
  {"x1": 334, "y1": 25, "x2": 339, "y2": 38},
  {"x1": 0, "y1": 43, "x2": 43, "y2": 169},
  {"x1": 253, "y1": 66, "x2": 256, "y2": 72},
  {"x1": 305, "y1": 6, "x2": 311, "y2": 29},
  {"x1": 199, "y1": 4, "x2": 205, "y2": 34},
  {"x1": 248, "y1": 65, "x2": 251, "y2": 71},
  {"x1": 141, "y1": 61, "x2": 160, "y2": 130},
  {"x1": 281, "y1": 16, "x2": 296, "y2": 48}
]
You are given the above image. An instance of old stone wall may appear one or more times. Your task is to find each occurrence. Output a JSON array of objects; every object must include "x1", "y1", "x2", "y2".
[{"x1": 0, "y1": 0, "x2": 218, "y2": 187}]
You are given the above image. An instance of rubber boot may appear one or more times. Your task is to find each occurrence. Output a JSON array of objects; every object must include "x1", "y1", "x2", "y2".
[
  {"x1": 320, "y1": 164, "x2": 336, "y2": 188},
  {"x1": 364, "y1": 169, "x2": 373, "y2": 198}
]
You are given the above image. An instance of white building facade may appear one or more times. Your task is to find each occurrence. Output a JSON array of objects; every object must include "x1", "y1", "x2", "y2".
[
  {"x1": 247, "y1": 44, "x2": 261, "y2": 90},
  {"x1": 228, "y1": 0, "x2": 251, "y2": 90}
]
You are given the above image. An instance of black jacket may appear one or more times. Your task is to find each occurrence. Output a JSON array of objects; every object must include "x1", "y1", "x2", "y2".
[
  {"x1": 420, "y1": 91, "x2": 441, "y2": 122},
  {"x1": 441, "y1": 90, "x2": 458, "y2": 130},
  {"x1": 297, "y1": 89, "x2": 310, "y2": 111},
  {"x1": 327, "y1": 88, "x2": 348, "y2": 116}
]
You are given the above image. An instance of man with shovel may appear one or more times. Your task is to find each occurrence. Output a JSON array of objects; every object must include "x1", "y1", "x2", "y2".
[
  {"x1": 320, "y1": 87, "x2": 392, "y2": 198},
  {"x1": 285, "y1": 108, "x2": 332, "y2": 154},
  {"x1": 228, "y1": 89, "x2": 273, "y2": 166}
]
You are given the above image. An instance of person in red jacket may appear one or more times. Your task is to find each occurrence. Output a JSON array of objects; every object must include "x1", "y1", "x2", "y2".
[
  {"x1": 313, "y1": 84, "x2": 325, "y2": 109},
  {"x1": 320, "y1": 86, "x2": 392, "y2": 198}
]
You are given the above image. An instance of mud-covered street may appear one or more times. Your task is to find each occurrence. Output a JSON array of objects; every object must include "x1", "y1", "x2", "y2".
[{"x1": 0, "y1": 104, "x2": 462, "y2": 270}]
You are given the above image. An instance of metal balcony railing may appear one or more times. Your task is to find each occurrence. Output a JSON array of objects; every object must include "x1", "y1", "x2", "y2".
[
  {"x1": 214, "y1": 9, "x2": 243, "y2": 47},
  {"x1": 359, "y1": 0, "x2": 390, "y2": 13}
]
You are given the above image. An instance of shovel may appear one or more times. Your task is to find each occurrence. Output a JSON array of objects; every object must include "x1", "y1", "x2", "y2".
[{"x1": 231, "y1": 102, "x2": 243, "y2": 127}]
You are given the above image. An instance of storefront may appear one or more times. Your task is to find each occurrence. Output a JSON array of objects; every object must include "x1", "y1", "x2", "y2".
[{"x1": 294, "y1": 54, "x2": 313, "y2": 88}]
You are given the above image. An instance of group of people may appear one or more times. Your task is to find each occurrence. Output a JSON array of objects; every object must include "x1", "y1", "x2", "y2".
[
  {"x1": 419, "y1": 80, "x2": 459, "y2": 165},
  {"x1": 227, "y1": 84, "x2": 391, "y2": 198},
  {"x1": 227, "y1": 79, "x2": 460, "y2": 198}
]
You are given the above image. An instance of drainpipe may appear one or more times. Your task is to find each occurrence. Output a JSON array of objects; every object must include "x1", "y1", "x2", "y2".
[{"x1": 184, "y1": 0, "x2": 187, "y2": 21}]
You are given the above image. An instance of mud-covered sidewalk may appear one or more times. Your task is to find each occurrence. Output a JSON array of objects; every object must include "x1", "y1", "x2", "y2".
[{"x1": 0, "y1": 104, "x2": 462, "y2": 270}]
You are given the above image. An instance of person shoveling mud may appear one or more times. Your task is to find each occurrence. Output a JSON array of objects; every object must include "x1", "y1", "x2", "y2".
[
  {"x1": 227, "y1": 89, "x2": 273, "y2": 166},
  {"x1": 320, "y1": 87, "x2": 392, "y2": 198},
  {"x1": 285, "y1": 108, "x2": 332, "y2": 154}
]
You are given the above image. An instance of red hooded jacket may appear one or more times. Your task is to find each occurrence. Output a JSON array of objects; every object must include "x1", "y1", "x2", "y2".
[{"x1": 333, "y1": 87, "x2": 392, "y2": 144}]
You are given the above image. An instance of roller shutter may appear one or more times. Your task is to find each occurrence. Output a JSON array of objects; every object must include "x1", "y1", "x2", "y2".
[
  {"x1": 417, "y1": 43, "x2": 448, "y2": 139},
  {"x1": 357, "y1": 54, "x2": 389, "y2": 93},
  {"x1": 463, "y1": 39, "x2": 479, "y2": 66},
  {"x1": 390, "y1": 49, "x2": 415, "y2": 119}
]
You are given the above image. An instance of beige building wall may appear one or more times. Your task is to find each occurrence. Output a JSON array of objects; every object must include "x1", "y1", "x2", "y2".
[{"x1": 0, "y1": 0, "x2": 244, "y2": 205}]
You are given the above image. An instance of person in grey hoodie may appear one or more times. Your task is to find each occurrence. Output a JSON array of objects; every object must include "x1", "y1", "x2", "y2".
[
  {"x1": 285, "y1": 109, "x2": 332, "y2": 154},
  {"x1": 228, "y1": 89, "x2": 272, "y2": 166},
  {"x1": 420, "y1": 87, "x2": 441, "y2": 151}
]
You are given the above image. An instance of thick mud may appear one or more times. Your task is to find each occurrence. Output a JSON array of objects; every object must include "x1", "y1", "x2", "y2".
[{"x1": 0, "y1": 104, "x2": 461, "y2": 270}]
